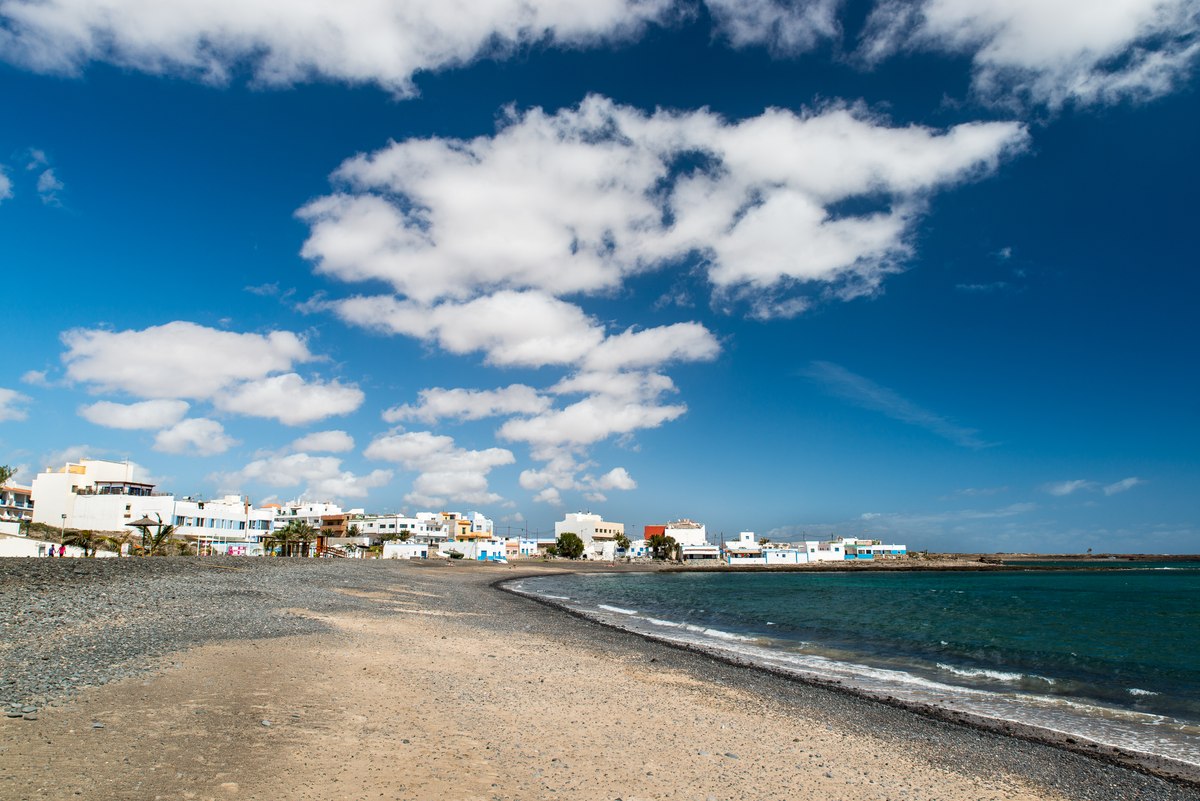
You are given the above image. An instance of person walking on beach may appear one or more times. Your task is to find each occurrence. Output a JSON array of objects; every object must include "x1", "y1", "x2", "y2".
[{"x1": 59, "y1": 543, "x2": 66, "y2": 557}]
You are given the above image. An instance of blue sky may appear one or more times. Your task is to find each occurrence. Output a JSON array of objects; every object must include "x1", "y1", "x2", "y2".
[{"x1": 1, "y1": 1, "x2": 1197, "y2": 552}]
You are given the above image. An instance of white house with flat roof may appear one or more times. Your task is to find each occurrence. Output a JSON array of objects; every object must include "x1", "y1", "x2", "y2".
[
  {"x1": 382, "y1": 541, "x2": 430, "y2": 559},
  {"x1": 172, "y1": 496, "x2": 276, "y2": 554},
  {"x1": 841, "y1": 538, "x2": 907, "y2": 559},
  {"x1": 555, "y1": 511, "x2": 625, "y2": 560},
  {"x1": 268, "y1": 500, "x2": 344, "y2": 531},
  {"x1": 345, "y1": 510, "x2": 494, "y2": 544},
  {"x1": 30, "y1": 459, "x2": 159, "y2": 528},
  {"x1": 665, "y1": 519, "x2": 709, "y2": 547}
]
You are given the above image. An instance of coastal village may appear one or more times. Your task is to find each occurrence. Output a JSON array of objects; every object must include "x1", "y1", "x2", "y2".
[{"x1": 0, "y1": 457, "x2": 906, "y2": 564}]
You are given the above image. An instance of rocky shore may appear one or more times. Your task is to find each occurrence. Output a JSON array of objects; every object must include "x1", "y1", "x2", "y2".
[{"x1": 1, "y1": 557, "x2": 1197, "y2": 801}]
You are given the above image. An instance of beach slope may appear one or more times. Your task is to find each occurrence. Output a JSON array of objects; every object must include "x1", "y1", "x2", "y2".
[{"x1": 0, "y1": 559, "x2": 1195, "y2": 801}]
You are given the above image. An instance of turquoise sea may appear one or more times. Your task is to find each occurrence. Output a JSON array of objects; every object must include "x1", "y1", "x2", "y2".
[{"x1": 511, "y1": 565, "x2": 1200, "y2": 765}]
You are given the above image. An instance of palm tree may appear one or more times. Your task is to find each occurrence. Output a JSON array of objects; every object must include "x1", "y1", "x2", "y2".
[
  {"x1": 272, "y1": 520, "x2": 317, "y2": 556},
  {"x1": 101, "y1": 531, "x2": 135, "y2": 556},
  {"x1": 265, "y1": 527, "x2": 288, "y2": 556},
  {"x1": 648, "y1": 533, "x2": 677, "y2": 560},
  {"x1": 64, "y1": 529, "x2": 100, "y2": 557},
  {"x1": 0, "y1": 464, "x2": 15, "y2": 487},
  {"x1": 291, "y1": 521, "x2": 317, "y2": 557},
  {"x1": 143, "y1": 523, "x2": 179, "y2": 556},
  {"x1": 130, "y1": 515, "x2": 179, "y2": 556}
]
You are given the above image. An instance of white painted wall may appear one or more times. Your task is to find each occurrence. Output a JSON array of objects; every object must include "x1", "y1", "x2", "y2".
[
  {"x1": 31, "y1": 459, "x2": 145, "y2": 526},
  {"x1": 438, "y1": 539, "x2": 506, "y2": 561},
  {"x1": 665, "y1": 521, "x2": 708, "y2": 547},
  {"x1": 382, "y1": 542, "x2": 429, "y2": 559},
  {"x1": 68, "y1": 494, "x2": 176, "y2": 533},
  {"x1": 0, "y1": 534, "x2": 117, "y2": 558}
]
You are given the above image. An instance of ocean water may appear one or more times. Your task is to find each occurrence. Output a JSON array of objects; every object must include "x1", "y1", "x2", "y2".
[{"x1": 510, "y1": 566, "x2": 1200, "y2": 765}]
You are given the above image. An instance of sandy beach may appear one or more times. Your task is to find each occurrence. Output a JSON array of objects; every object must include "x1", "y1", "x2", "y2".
[{"x1": 1, "y1": 559, "x2": 1197, "y2": 801}]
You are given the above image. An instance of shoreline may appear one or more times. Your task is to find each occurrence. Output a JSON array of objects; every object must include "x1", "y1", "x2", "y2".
[
  {"x1": 2, "y1": 558, "x2": 1198, "y2": 800},
  {"x1": 498, "y1": 567, "x2": 1200, "y2": 789}
]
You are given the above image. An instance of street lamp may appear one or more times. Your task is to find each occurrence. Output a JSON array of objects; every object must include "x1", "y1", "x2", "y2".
[{"x1": 60, "y1": 513, "x2": 66, "y2": 545}]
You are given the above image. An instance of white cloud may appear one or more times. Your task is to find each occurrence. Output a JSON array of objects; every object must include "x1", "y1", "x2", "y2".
[
  {"x1": 297, "y1": 94, "x2": 1025, "y2": 503},
  {"x1": 219, "y1": 452, "x2": 391, "y2": 500},
  {"x1": 508, "y1": 369, "x2": 687, "y2": 458},
  {"x1": 583, "y1": 323, "x2": 721, "y2": 372},
  {"x1": 364, "y1": 430, "x2": 514, "y2": 507},
  {"x1": 0, "y1": 0, "x2": 672, "y2": 95},
  {"x1": 955, "y1": 486, "x2": 1008, "y2": 497},
  {"x1": 290, "y1": 430, "x2": 355, "y2": 453},
  {"x1": 383, "y1": 384, "x2": 551, "y2": 425},
  {"x1": 492, "y1": 370, "x2": 675, "y2": 494},
  {"x1": 1041, "y1": 477, "x2": 1146, "y2": 498},
  {"x1": 860, "y1": 0, "x2": 1200, "y2": 109},
  {"x1": 330, "y1": 290, "x2": 605, "y2": 367},
  {"x1": 214, "y1": 373, "x2": 364, "y2": 425},
  {"x1": 500, "y1": 393, "x2": 686, "y2": 452},
  {"x1": 20, "y1": 370, "x2": 50, "y2": 386},
  {"x1": 36, "y1": 168, "x2": 63, "y2": 205},
  {"x1": 596, "y1": 466, "x2": 637, "y2": 491},
  {"x1": 1104, "y1": 476, "x2": 1144, "y2": 496},
  {"x1": 79, "y1": 399, "x2": 190, "y2": 430},
  {"x1": 62, "y1": 321, "x2": 312, "y2": 399},
  {"x1": 533, "y1": 487, "x2": 563, "y2": 505},
  {"x1": 153, "y1": 418, "x2": 238, "y2": 456},
  {"x1": 0, "y1": 167, "x2": 11, "y2": 203},
  {"x1": 518, "y1": 451, "x2": 640, "y2": 504},
  {"x1": 1043, "y1": 479, "x2": 1095, "y2": 497},
  {"x1": 706, "y1": 0, "x2": 841, "y2": 54},
  {"x1": 0, "y1": 388, "x2": 31, "y2": 422},
  {"x1": 330, "y1": 290, "x2": 721, "y2": 372},
  {"x1": 60, "y1": 321, "x2": 361, "y2": 426},
  {"x1": 302, "y1": 95, "x2": 1028, "y2": 316}
]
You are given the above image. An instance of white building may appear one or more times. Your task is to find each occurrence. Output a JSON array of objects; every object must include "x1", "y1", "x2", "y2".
[
  {"x1": 172, "y1": 496, "x2": 276, "y2": 554},
  {"x1": 504, "y1": 537, "x2": 540, "y2": 559},
  {"x1": 30, "y1": 459, "x2": 162, "y2": 528},
  {"x1": 841, "y1": 538, "x2": 907, "y2": 559},
  {"x1": 0, "y1": 483, "x2": 33, "y2": 524},
  {"x1": 624, "y1": 538, "x2": 649, "y2": 558},
  {"x1": 382, "y1": 541, "x2": 430, "y2": 559},
  {"x1": 724, "y1": 532, "x2": 852, "y2": 565},
  {"x1": 438, "y1": 538, "x2": 507, "y2": 562},
  {"x1": 345, "y1": 510, "x2": 494, "y2": 544},
  {"x1": 724, "y1": 531, "x2": 766, "y2": 565},
  {"x1": 29, "y1": 459, "x2": 282, "y2": 554},
  {"x1": 555, "y1": 511, "x2": 625, "y2": 560},
  {"x1": 664, "y1": 519, "x2": 709, "y2": 547},
  {"x1": 268, "y1": 500, "x2": 344, "y2": 531}
]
